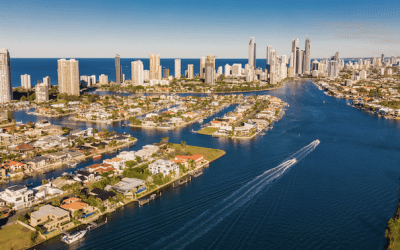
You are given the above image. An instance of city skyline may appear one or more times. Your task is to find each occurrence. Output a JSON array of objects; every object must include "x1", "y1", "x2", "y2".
[{"x1": 1, "y1": 0, "x2": 399, "y2": 58}]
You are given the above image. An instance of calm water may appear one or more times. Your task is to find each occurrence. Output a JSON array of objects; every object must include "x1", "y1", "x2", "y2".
[
  {"x1": 10, "y1": 58, "x2": 358, "y2": 88},
  {"x1": 10, "y1": 58, "x2": 267, "y2": 88},
  {"x1": 3, "y1": 78, "x2": 397, "y2": 249}
]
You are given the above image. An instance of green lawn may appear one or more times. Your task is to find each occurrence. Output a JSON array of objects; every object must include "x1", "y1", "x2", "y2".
[
  {"x1": 172, "y1": 144, "x2": 226, "y2": 162},
  {"x1": 197, "y1": 127, "x2": 220, "y2": 135},
  {"x1": 0, "y1": 224, "x2": 40, "y2": 250}
]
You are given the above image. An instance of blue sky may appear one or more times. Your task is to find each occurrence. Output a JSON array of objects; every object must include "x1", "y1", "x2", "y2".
[{"x1": 1, "y1": 0, "x2": 399, "y2": 58}]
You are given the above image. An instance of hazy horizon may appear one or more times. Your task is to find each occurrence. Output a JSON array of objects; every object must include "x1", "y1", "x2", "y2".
[{"x1": 2, "y1": 0, "x2": 399, "y2": 58}]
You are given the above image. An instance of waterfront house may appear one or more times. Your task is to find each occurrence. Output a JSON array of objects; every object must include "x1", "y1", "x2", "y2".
[
  {"x1": 50, "y1": 176, "x2": 77, "y2": 189},
  {"x1": 87, "y1": 188, "x2": 116, "y2": 206},
  {"x1": 148, "y1": 159, "x2": 179, "y2": 177},
  {"x1": 103, "y1": 157, "x2": 126, "y2": 173},
  {"x1": 0, "y1": 185, "x2": 35, "y2": 210},
  {"x1": 0, "y1": 160, "x2": 25, "y2": 172},
  {"x1": 117, "y1": 151, "x2": 137, "y2": 161},
  {"x1": 87, "y1": 163, "x2": 115, "y2": 174},
  {"x1": 60, "y1": 197, "x2": 90, "y2": 213},
  {"x1": 74, "y1": 170, "x2": 100, "y2": 183},
  {"x1": 24, "y1": 156, "x2": 50, "y2": 171},
  {"x1": 35, "y1": 120, "x2": 51, "y2": 129},
  {"x1": 105, "y1": 177, "x2": 146, "y2": 197},
  {"x1": 32, "y1": 183, "x2": 63, "y2": 200},
  {"x1": 173, "y1": 155, "x2": 205, "y2": 168},
  {"x1": 30, "y1": 205, "x2": 70, "y2": 231}
]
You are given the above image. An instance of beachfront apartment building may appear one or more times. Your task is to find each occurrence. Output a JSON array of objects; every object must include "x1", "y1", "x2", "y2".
[
  {"x1": 148, "y1": 159, "x2": 179, "y2": 177},
  {"x1": 0, "y1": 185, "x2": 35, "y2": 210}
]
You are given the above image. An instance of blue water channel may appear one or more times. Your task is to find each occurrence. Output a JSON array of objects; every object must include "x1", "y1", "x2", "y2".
[{"x1": 6, "y1": 80, "x2": 400, "y2": 249}]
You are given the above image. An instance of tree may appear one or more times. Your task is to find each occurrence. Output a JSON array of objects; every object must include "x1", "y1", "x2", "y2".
[
  {"x1": 42, "y1": 179, "x2": 49, "y2": 185},
  {"x1": 52, "y1": 197, "x2": 60, "y2": 206},
  {"x1": 181, "y1": 141, "x2": 186, "y2": 149},
  {"x1": 30, "y1": 231, "x2": 38, "y2": 243},
  {"x1": 74, "y1": 210, "x2": 83, "y2": 219}
]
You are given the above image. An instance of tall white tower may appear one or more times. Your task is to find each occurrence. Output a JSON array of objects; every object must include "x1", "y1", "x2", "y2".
[
  {"x1": 0, "y1": 48, "x2": 12, "y2": 103},
  {"x1": 248, "y1": 37, "x2": 256, "y2": 69},
  {"x1": 131, "y1": 60, "x2": 144, "y2": 85}
]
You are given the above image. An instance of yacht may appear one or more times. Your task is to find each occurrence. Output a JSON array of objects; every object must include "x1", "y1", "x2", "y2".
[{"x1": 61, "y1": 229, "x2": 87, "y2": 244}]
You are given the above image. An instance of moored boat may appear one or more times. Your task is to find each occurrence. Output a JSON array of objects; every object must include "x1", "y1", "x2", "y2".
[{"x1": 61, "y1": 229, "x2": 87, "y2": 244}]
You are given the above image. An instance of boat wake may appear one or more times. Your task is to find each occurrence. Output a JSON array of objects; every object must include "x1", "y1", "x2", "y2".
[{"x1": 150, "y1": 140, "x2": 320, "y2": 250}]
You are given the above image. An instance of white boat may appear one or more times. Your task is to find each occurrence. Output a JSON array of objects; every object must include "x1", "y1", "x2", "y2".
[
  {"x1": 61, "y1": 229, "x2": 87, "y2": 244},
  {"x1": 68, "y1": 161, "x2": 78, "y2": 168},
  {"x1": 198, "y1": 119, "x2": 203, "y2": 123}
]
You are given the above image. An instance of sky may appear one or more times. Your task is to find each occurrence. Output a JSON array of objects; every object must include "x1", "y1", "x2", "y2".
[{"x1": 1, "y1": 0, "x2": 399, "y2": 59}]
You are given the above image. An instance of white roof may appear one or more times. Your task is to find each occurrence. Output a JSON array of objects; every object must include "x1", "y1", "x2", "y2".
[{"x1": 31, "y1": 205, "x2": 69, "y2": 219}]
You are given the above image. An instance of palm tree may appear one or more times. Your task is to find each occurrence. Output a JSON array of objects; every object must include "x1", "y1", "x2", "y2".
[{"x1": 181, "y1": 141, "x2": 186, "y2": 150}]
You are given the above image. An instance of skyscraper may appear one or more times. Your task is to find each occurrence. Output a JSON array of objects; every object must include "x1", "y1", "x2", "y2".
[
  {"x1": 35, "y1": 82, "x2": 49, "y2": 103},
  {"x1": 43, "y1": 76, "x2": 51, "y2": 89},
  {"x1": 291, "y1": 39, "x2": 298, "y2": 74},
  {"x1": 150, "y1": 54, "x2": 160, "y2": 80},
  {"x1": 248, "y1": 37, "x2": 256, "y2": 69},
  {"x1": 200, "y1": 57, "x2": 206, "y2": 78},
  {"x1": 206, "y1": 55, "x2": 215, "y2": 69},
  {"x1": 187, "y1": 64, "x2": 194, "y2": 79},
  {"x1": 99, "y1": 74, "x2": 108, "y2": 85},
  {"x1": 21, "y1": 74, "x2": 31, "y2": 89},
  {"x1": 57, "y1": 59, "x2": 79, "y2": 96},
  {"x1": 131, "y1": 60, "x2": 144, "y2": 85},
  {"x1": 0, "y1": 48, "x2": 12, "y2": 103},
  {"x1": 175, "y1": 59, "x2": 181, "y2": 79},
  {"x1": 163, "y1": 68, "x2": 169, "y2": 79},
  {"x1": 266, "y1": 45, "x2": 272, "y2": 71},
  {"x1": 205, "y1": 55, "x2": 215, "y2": 84},
  {"x1": 304, "y1": 38, "x2": 311, "y2": 75},
  {"x1": 115, "y1": 54, "x2": 122, "y2": 84},
  {"x1": 205, "y1": 63, "x2": 214, "y2": 85},
  {"x1": 224, "y1": 64, "x2": 231, "y2": 76},
  {"x1": 296, "y1": 49, "x2": 304, "y2": 75}
]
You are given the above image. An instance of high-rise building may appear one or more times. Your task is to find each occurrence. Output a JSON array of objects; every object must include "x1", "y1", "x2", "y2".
[
  {"x1": 217, "y1": 66, "x2": 223, "y2": 75},
  {"x1": 144, "y1": 70, "x2": 150, "y2": 81},
  {"x1": 291, "y1": 39, "x2": 298, "y2": 73},
  {"x1": 35, "y1": 82, "x2": 49, "y2": 103},
  {"x1": 304, "y1": 38, "x2": 311, "y2": 75},
  {"x1": 231, "y1": 64, "x2": 242, "y2": 76},
  {"x1": 187, "y1": 64, "x2": 194, "y2": 79},
  {"x1": 57, "y1": 59, "x2": 79, "y2": 96},
  {"x1": 131, "y1": 60, "x2": 144, "y2": 85},
  {"x1": 163, "y1": 68, "x2": 169, "y2": 79},
  {"x1": 99, "y1": 74, "x2": 108, "y2": 85},
  {"x1": 115, "y1": 54, "x2": 122, "y2": 84},
  {"x1": 296, "y1": 49, "x2": 304, "y2": 75},
  {"x1": 0, "y1": 48, "x2": 12, "y2": 103},
  {"x1": 80, "y1": 75, "x2": 91, "y2": 87},
  {"x1": 266, "y1": 45, "x2": 272, "y2": 70},
  {"x1": 205, "y1": 63, "x2": 214, "y2": 85},
  {"x1": 205, "y1": 55, "x2": 215, "y2": 84},
  {"x1": 158, "y1": 66, "x2": 162, "y2": 81},
  {"x1": 224, "y1": 64, "x2": 231, "y2": 76},
  {"x1": 43, "y1": 76, "x2": 51, "y2": 89},
  {"x1": 200, "y1": 57, "x2": 206, "y2": 78},
  {"x1": 21, "y1": 74, "x2": 31, "y2": 89},
  {"x1": 328, "y1": 61, "x2": 338, "y2": 78},
  {"x1": 175, "y1": 59, "x2": 181, "y2": 79},
  {"x1": 248, "y1": 37, "x2": 256, "y2": 69},
  {"x1": 150, "y1": 54, "x2": 161, "y2": 80},
  {"x1": 206, "y1": 55, "x2": 215, "y2": 69}
]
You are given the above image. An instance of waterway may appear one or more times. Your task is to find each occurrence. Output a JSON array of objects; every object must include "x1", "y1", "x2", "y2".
[{"x1": 8, "y1": 80, "x2": 400, "y2": 249}]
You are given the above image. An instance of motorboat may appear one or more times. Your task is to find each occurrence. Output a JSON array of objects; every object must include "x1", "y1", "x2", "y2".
[{"x1": 61, "y1": 229, "x2": 87, "y2": 244}]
